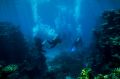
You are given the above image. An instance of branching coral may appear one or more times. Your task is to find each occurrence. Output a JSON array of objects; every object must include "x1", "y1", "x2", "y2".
[
  {"x1": 112, "y1": 67, "x2": 120, "y2": 74},
  {"x1": 77, "y1": 68, "x2": 92, "y2": 79},
  {"x1": 1, "y1": 64, "x2": 18, "y2": 73},
  {"x1": 78, "y1": 67, "x2": 120, "y2": 79},
  {"x1": 92, "y1": 9, "x2": 120, "y2": 74},
  {"x1": 109, "y1": 36, "x2": 120, "y2": 46},
  {"x1": 0, "y1": 64, "x2": 18, "y2": 79},
  {"x1": 95, "y1": 68, "x2": 120, "y2": 79}
]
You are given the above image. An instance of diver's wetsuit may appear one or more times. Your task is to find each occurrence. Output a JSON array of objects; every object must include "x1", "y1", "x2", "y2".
[{"x1": 48, "y1": 37, "x2": 62, "y2": 48}]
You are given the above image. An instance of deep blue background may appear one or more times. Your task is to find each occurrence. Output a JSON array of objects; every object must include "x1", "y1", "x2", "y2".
[{"x1": 0, "y1": 0, "x2": 120, "y2": 59}]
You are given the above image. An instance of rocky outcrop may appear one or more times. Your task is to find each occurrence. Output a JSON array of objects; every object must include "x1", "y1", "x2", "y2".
[
  {"x1": 93, "y1": 9, "x2": 120, "y2": 74},
  {"x1": 0, "y1": 22, "x2": 28, "y2": 64}
]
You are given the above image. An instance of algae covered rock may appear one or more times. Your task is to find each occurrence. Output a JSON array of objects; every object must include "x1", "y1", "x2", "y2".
[
  {"x1": 78, "y1": 68, "x2": 93, "y2": 79},
  {"x1": 0, "y1": 64, "x2": 18, "y2": 79},
  {"x1": 0, "y1": 22, "x2": 29, "y2": 64},
  {"x1": 2, "y1": 64, "x2": 18, "y2": 73},
  {"x1": 78, "y1": 67, "x2": 120, "y2": 79},
  {"x1": 92, "y1": 9, "x2": 120, "y2": 74}
]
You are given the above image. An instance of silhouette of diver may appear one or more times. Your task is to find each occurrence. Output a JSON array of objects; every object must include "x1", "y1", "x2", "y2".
[
  {"x1": 74, "y1": 37, "x2": 83, "y2": 47},
  {"x1": 34, "y1": 36, "x2": 46, "y2": 52},
  {"x1": 71, "y1": 37, "x2": 83, "y2": 52},
  {"x1": 47, "y1": 36, "x2": 62, "y2": 48}
]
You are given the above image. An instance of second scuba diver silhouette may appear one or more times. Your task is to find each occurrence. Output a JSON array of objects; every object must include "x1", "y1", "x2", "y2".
[
  {"x1": 74, "y1": 37, "x2": 83, "y2": 48},
  {"x1": 71, "y1": 37, "x2": 83, "y2": 52}
]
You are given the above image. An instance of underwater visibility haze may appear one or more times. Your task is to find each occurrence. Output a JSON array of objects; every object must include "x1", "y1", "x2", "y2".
[{"x1": 0, "y1": 0, "x2": 120, "y2": 79}]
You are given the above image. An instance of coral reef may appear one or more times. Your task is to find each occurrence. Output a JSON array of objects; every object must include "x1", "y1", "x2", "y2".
[
  {"x1": 77, "y1": 68, "x2": 93, "y2": 79},
  {"x1": 92, "y1": 9, "x2": 120, "y2": 74},
  {"x1": 0, "y1": 64, "x2": 18, "y2": 79},
  {"x1": 2, "y1": 64, "x2": 18, "y2": 73},
  {"x1": 48, "y1": 52, "x2": 85, "y2": 79},
  {"x1": 78, "y1": 67, "x2": 120, "y2": 79},
  {"x1": 0, "y1": 22, "x2": 28, "y2": 64},
  {"x1": 0, "y1": 22, "x2": 48, "y2": 79},
  {"x1": 94, "y1": 67, "x2": 120, "y2": 79}
]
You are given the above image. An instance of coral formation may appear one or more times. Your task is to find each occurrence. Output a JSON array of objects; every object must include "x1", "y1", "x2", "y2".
[
  {"x1": 2, "y1": 64, "x2": 18, "y2": 73},
  {"x1": 77, "y1": 68, "x2": 92, "y2": 79},
  {"x1": 0, "y1": 64, "x2": 18, "y2": 79},
  {"x1": 0, "y1": 22, "x2": 28, "y2": 64},
  {"x1": 78, "y1": 67, "x2": 120, "y2": 79},
  {"x1": 48, "y1": 52, "x2": 84, "y2": 78},
  {"x1": 94, "y1": 67, "x2": 120, "y2": 79},
  {"x1": 92, "y1": 9, "x2": 120, "y2": 74},
  {"x1": 0, "y1": 22, "x2": 47, "y2": 79}
]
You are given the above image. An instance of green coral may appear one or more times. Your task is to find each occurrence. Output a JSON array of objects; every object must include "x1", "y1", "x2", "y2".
[
  {"x1": 111, "y1": 67, "x2": 120, "y2": 78},
  {"x1": 95, "y1": 68, "x2": 120, "y2": 79},
  {"x1": 0, "y1": 64, "x2": 18, "y2": 79},
  {"x1": 112, "y1": 67, "x2": 120, "y2": 73},
  {"x1": 94, "y1": 74, "x2": 104, "y2": 79},
  {"x1": 109, "y1": 36, "x2": 120, "y2": 46},
  {"x1": 94, "y1": 74, "x2": 109, "y2": 79},
  {"x1": 78, "y1": 67, "x2": 120, "y2": 79},
  {"x1": 2, "y1": 64, "x2": 18, "y2": 73},
  {"x1": 78, "y1": 68, "x2": 92, "y2": 79}
]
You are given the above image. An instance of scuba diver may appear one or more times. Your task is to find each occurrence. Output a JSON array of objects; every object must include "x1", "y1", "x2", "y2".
[
  {"x1": 74, "y1": 37, "x2": 83, "y2": 47},
  {"x1": 34, "y1": 36, "x2": 46, "y2": 52},
  {"x1": 71, "y1": 37, "x2": 83, "y2": 52},
  {"x1": 47, "y1": 36, "x2": 62, "y2": 48}
]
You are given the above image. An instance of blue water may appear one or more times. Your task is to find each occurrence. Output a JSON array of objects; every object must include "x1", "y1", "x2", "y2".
[{"x1": 0, "y1": 0, "x2": 120, "y2": 59}]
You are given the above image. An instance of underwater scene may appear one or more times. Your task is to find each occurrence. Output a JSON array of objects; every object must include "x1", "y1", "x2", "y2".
[{"x1": 0, "y1": 0, "x2": 120, "y2": 79}]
